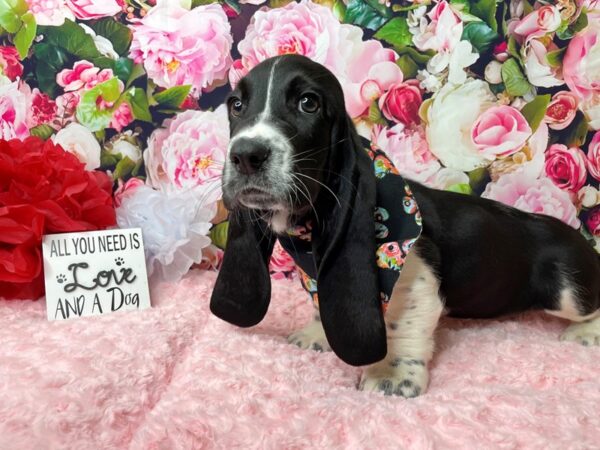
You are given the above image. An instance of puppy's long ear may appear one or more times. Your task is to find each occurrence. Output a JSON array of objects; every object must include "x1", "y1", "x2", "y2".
[
  {"x1": 210, "y1": 209, "x2": 276, "y2": 327},
  {"x1": 313, "y1": 115, "x2": 386, "y2": 366}
]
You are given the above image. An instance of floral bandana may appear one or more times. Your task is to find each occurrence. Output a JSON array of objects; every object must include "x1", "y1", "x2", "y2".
[{"x1": 278, "y1": 147, "x2": 423, "y2": 313}]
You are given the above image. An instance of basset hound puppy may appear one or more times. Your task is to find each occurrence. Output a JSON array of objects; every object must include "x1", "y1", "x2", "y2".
[{"x1": 210, "y1": 54, "x2": 600, "y2": 398}]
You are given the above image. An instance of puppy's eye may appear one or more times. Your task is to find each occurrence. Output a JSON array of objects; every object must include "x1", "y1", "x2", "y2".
[
  {"x1": 229, "y1": 97, "x2": 244, "y2": 116},
  {"x1": 298, "y1": 94, "x2": 320, "y2": 114}
]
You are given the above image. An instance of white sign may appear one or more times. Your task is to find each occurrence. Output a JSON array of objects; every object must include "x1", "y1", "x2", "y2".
[{"x1": 42, "y1": 228, "x2": 151, "y2": 321}]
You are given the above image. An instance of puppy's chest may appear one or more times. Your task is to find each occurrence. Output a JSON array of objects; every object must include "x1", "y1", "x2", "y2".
[{"x1": 278, "y1": 147, "x2": 423, "y2": 313}]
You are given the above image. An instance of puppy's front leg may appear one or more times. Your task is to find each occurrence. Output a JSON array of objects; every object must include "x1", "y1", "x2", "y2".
[
  {"x1": 360, "y1": 251, "x2": 443, "y2": 397},
  {"x1": 288, "y1": 312, "x2": 332, "y2": 352}
]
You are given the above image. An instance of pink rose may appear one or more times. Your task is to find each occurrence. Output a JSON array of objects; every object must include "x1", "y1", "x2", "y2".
[
  {"x1": 269, "y1": 241, "x2": 296, "y2": 280},
  {"x1": 544, "y1": 91, "x2": 579, "y2": 130},
  {"x1": 545, "y1": 144, "x2": 588, "y2": 192},
  {"x1": 235, "y1": 1, "x2": 401, "y2": 118},
  {"x1": 587, "y1": 131, "x2": 600, "y2": 181},
  {"x1": 471, "y1": 105, "x2": 532, "y2": 159},
  {"x1": 57, "y1": 60, "x2": 115, "y2": 93},
  {"x1": 29, "y1": 89, "x2": 57, "y2": 128},
  {"x1": 378, "y1": 81, "x2": 422, "y2": 126},
  {"x1": 563, "y1": 22, "x2": 600, "y2": 101},
  {"x1": 0, "y1": 47, "x2": 23, "y2": 81},
  {"x1": 372, "y1": 124, "x2": 441, "y2": 183},
  {"x1": 0, "y1": 80, "x2": 30, "y2": 140},
  {"x1": 587, "y1": 206, "x2": 600, "y2": 236},
  {"x1": 145, "y1": 105, "x2": 228, "y2": 196},
  {"x1": 129, "y1": 3, "x2": 233, "y2": 95},
  {"x1": 65, "y1": 0, "x2": 123, "y2": 20},
  {"x1": 114, "y1": 177, "x2": 144, "y2": 208},
  {"x1": 413, "y1": 0, "x2": 463, "y2": 52},
  {"x1": 482, "y1": 172, "x2": 580, "y2": 228},
  {"x1": 513, "y1": 5, "x2": 561, "y2": 42},
  {"x1": 26, "y1": 0, "x2": 74, "y2": 26},
  {"x1": 110, "y1": 102, "x2": 133, "y2": 132}
]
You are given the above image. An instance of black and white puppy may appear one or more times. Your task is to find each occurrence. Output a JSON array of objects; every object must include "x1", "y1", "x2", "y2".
[{"x1": 210, "y1": 54, "x2": 600, "y2": 398}]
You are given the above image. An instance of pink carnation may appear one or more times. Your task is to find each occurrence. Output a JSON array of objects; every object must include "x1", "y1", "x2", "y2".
[
  {"x1": 129, "y1": 3, "x2": 233, "y2": 95},
  {"x1": 587, "y1": 131, "x2": 600, "y2": 181},
  {"x1": 545, "y1": 144, "x2": 588, "y2": 192},
  {"x1": 0, "y1": 80, "x2": 30, "y2": 140},
  {"x1": 235, "y1": 0, "x2": 402, "y2": 117},
  {"x1": 372, "y1": 124, "x2": 441, "y2": 183},
  {"x1": 65, "y1": 0, "x2": 123, "y2": 20},
  {"x1": 144, "y1": 105, "x2": 229, "y2": 196},
  {"x1": 269, "y1": 241, "x2": 296, "y2": 280},
  {"x1": 482, "y1": 172, "x2": 580, "y2": 228},
  {"x1": 471, "y1": 105, "x2": 532, "y2": 159}
]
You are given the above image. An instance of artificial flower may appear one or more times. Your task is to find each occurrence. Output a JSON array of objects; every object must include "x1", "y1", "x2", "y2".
[{"x1": 52, "y1": 122, "x2": 101, "y2": 170}]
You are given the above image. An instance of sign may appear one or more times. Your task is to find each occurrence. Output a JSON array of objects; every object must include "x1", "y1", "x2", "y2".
[{"x1": 42, "y1": 228, "x2": 151, "y2": 321}]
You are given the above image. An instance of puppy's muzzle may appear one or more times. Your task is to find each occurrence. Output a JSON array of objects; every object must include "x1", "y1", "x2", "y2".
[{"x1": 229, "y1": 140, "x2": 270, "y2": 175}]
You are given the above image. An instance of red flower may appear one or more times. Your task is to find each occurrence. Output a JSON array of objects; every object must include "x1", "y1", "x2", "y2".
[
  {"x1": 30, "y1": 89, "x2": 58, "y2": 128},
  {"x1": 0, "y1": 46, "x2": 23, "y2": 81},
  {"x1": 0, "y1": 137, "x2": 116, "y2": 300}
]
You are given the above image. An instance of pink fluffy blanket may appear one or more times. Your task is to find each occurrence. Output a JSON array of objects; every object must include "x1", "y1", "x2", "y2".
[{"x1": 1, "y1": 270, "x2": 599, "y2": 449}]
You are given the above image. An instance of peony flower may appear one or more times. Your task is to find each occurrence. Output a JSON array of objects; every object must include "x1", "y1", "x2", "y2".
[
  {"x1": 65, "y1": 0, "x2": 123, "y2": 20},
  {"x1": 0, "y1": 47, "x2": 23, "y2": 81},
  {"x1": 0, "y1": 137, "x2": 115, "y2": 300},
  {"x1": 426, "y1": 78, "x2": 496, "y2": 171},
  {"x1": 482, "y1": 172, "x2": 580, "y2": 228},
  {"x1": 0, "y1": 80, "x2": 30, "y2": 140},
  {"x1": 412, "y1": 0, "x2": 463, "y2": 53},
  {"x1": 513, "y1": 5, "x2": 562, "y2": 42},
  {"x1": 52, "y1": 122, "x2": 101, "y2": 170},
  {"x1": 578, "y1": 185, "x2": 600, "y2": 208},
  {"x1": 235, "y1": 0, "x2": 401, "y2": 118},
  {"x1": 129, "y1": 3, "x2": 233, "y2": 95},
  {"x1": 116, "y1": 185, "x2": 216, "y2": 283},
  {"x1": 113, "y1": 177, "x2": 144, "y2": 208},
  {"x1": 587, "y1": 206, "x2": 600, "y2": 236},
  {"x1": 29, "y1": 89, "x2": 57, "y2": 128},
  {"x1": 582, "y1": 95, "x2": 600, "y2": 130},
  {"x1": 378, "y1": 81, "x2": 422, "y2": 126},
  {"x1": 26, "y1": 0, "x2": 74, "y2": 26},
  {"x1": 105, "y1": 131, "x2": 142, "y2": 163},
  {"x1": 544, "y1": 144, "x2": 588, "y2": 192},
  {"x1": 523, "y1": 39, "x2": 564, "y2": 88},
  {"x1": 269, "y1": 241, "x2": 296, "y2": 280},
  {"x1": 544, "y1": 91, "x2": 579, "y2": 130},
  {"x1": 372, "y1": 124, "x2": 440, "y2": 183},
  {"x1": 145, "y1": 105, "x2": 228, "y2": 194},
  {"x1": 471, "y1": 105, "x2": 532, "y2": 159},
  {"x1": 587, "y1": 131, "x2": 600, "y2": 181},
  {"x1": 563, "y1": 19, "x2": 600, "y2": 101}
]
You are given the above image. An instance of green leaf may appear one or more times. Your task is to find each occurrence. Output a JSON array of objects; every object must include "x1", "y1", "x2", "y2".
[
  {"x1": 450, "y1": 0, "x2": 471, "y2": 13},
  {"x1": 210, "y1": 221, "x2": 229, "y2": 250},
  {"x1": 520, "y1": 94, "x2": 551, "y2": 132},
  {"x1": 113, "y1": 156, "x2": 136, "y2": 180},
  {"x1": 501, "y1": 58, "x2": 532, "y2": 97},
  {"x1": 126, "y1": 63, "x2": 146, "y2": 88},
  {"x1": 29, "y1": 124, "x2": 54, "y2": 140},
  {"x1": 374, "y1": 17, "x2": 412, "y2": 49},
  {"x1": 154, "y1": 85, "x2": 191, "y2": 109},
  {"x1": 468, "y1": 167, "x2": 488, "y2": 188},
  {"x1": 564, "y1": 113, "x2": 589, "y2": 147},
  {"x1": 126, "y1": 87, "x2": 152, "y2": 123},
  {"x1": 76, "y1": 78, "x2": 122, "y2": 132},
  {"x1": 396, "y1": 46, "x2": 435, "y2": 64},
  {"x1": 13, "y1": 11, "x2": 36, "y2": 59},
  {"x1": 470, "y1": 0, "x2": 498, "y2": 32},
  {"x1": 447, "y1": 183, "x2": 473, "y2": 195},
  {"x1": 546, "y1": 47, "x2": 566, "y2": 68},
  {"x1": 368, "y1": 100, "x2": 386, "y2": 125},
  {"x1": 396, "y1": 54, "x2": 418, "y2": 79},
  {"x1": 461, "y1": 21, "x2": 499, "y2": 54},
  {"x1": 0, "y1": 0, "x2": 24, "y2": 33},
  {"x1": 113, "y1": 57, "x2": 134, "y2": 84},
  {"x1": 223, "y1": 0, "x2": 241, "y2": 15},
  {"x1": 39, "y1": 20, "x2": 103, "y2": 62},
  {"x1": 522, "y1": 0, "x2": 533, "y2": 15},
  {"x1": 344, "y1": 0, "x2": 389, "y2": 30},
  {"x1": 507, "y1": 35, "x2": 520, "y2": 60},
  {"x1": 33, "y1": 43, "x2": 70, "y2": 97},
  {"x1": 572, "y1": 12, "x2": 588, "y2": 34},
  {"x1": 332, "y1": 0, "x2": 347, "y2": 20},
  {"x1": 100, "y1": 149, "x2": 119, "y2": 168},
  {"x1": 88, "y1": 18, "x2": 133, "y2": 56}
]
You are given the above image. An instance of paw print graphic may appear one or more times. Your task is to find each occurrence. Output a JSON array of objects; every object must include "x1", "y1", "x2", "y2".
[
  {"x1": 115, "y1": 257, "x2": 124, "y2": 266},
  {"x1": 56, "y1": 274, "x2": 67, "y2": 284}
]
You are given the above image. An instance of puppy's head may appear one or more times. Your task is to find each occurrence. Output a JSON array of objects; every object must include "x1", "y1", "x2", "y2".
[
  {"x1": 222, "y1": 54, "x2": 346, "y2": 232},
  {"x1": 212, "y1": 55, "x2": 386, "y2": 367}
]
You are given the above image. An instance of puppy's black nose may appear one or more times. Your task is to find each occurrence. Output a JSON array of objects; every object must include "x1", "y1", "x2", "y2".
[{"x1": 229, "y1": 143, "x2": 270, "y2": 175}]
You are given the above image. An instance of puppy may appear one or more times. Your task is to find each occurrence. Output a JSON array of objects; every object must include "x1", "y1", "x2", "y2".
[{"x1": 210, "y1": 54, "x2": 600, "y2": 398}]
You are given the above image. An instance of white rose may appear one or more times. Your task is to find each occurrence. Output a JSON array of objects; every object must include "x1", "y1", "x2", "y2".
[
  {"x1": 582, "y1": 95, "x2": 600, "y2": 130},
  {"x1": 52, "y1": 123, "x2": 101, "y2": 170},
  {"x1": 578, "y1": 185, "x2": 600, "y2": 208},
  {"x1": 523, "y1": 39, "x2": 564, "y2": 88},
  {"x1": 106, "y1": 133, "x2": 142, "y2": 163},
  {"x1": 80, "y1": 24, "x2": 119, "y2": 60},
  {"x1": 485, "y1": 60, "x2": 503, "y2": 84},
  {"x1": 426, "y1": 167, "x2": 470, "y2": 190},
  {"x1": 426, "y1": 78, "x2": 496, "y2": 171}
]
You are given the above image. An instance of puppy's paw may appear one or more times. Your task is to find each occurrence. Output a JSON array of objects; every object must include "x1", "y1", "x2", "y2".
[
  {"x1": 359, "y1": 358, "x2": 428, "y2": 398},
  {"x1": 560, "y1": 320, "x2": 600, "y2": 346},
  {"x1": 288, "y1": 320, "x2": 331, "y2": 352}
]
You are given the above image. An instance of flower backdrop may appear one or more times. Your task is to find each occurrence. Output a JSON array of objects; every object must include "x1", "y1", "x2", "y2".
[{"x1": 0, "y1": 0, "x2": 599, "y2": 299}]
